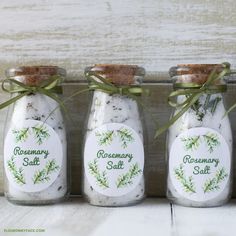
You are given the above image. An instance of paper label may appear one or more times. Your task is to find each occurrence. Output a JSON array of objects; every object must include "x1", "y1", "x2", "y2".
[
  {"x1": 169, "y1": 127, "x2": 231, "y2": 201},
  {"x1": 4, "y1": 120, "x2": 63, "y2": 192},
  {"x1": 84, "y1": 123, "x2": 144, "y2": 197}
]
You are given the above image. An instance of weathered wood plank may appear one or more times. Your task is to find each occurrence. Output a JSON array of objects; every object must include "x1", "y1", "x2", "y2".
[
  {"x1": 0, "y1": 197, "x2": 172, "y2": 236},
  {"x1": 173, "y1": 200, "x2": 236, "y2": 236},
  {"x1": 0, "y1": 0, "x2": 235, "y2": 78}
]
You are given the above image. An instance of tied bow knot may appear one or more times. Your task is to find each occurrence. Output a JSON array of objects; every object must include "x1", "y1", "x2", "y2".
[
  {"x1": 155, "y1": 62, "x2": 231, "y2": 138},
  {"x1": 85, "y1": 71, "x2": 149, "y2": 97},
  {"x1": 0, "y1": 75, "x2": 65, "y2": 111}
]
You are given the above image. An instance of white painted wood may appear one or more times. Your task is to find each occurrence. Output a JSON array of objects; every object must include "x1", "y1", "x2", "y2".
[
  {"x1": 0, "y1": 0, "x2": 235, "y2": 78},
  {"x1": 0, "y1": 197, "x2": 172, "y2": 236},
  {"x1": 173, "y1": 200, "x2": 236, "y2": 236}
]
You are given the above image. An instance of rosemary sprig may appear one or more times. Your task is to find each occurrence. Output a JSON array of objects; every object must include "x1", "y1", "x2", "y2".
[
  {"x1": 116, "y1": 163, "x2": 142, "y2": 188},
  {"x1": 12, "y1": 128, "x2": 29, "y2": 143},
  {"x1": 32, "y1": 125, "x2": 50, "y2": 145},
  {"x1": 33, "y1": 170, "x2": 50, "y2": 184},
  {"x1": 88, "y1": 159, "x2": 109, "y2": 188},
  {"x1": 203, "y1": 132, "x2": 220, "y2": 153},
  {"x1": 33, "y1": 159, "x2": 59, "y2": 184},
  {"x1": 117, "y1": 128, "x2": 134, "y2": 148},
  {"x1": 95, "y1": 131, "x2": 114, "y2": 146},
  {"x1": 7, "y1": 156, "x2": 26, "y2": 185},
  {"x1": 181, "y1": 135, "x2": 201, "y2": 151},
  {"x1": 174, "y1": 164, "x2": 196, "y2": 194},
  {"x1": 45, "y1": 159, "x2": 60, "y2": 175},
  {"x1": 203, "y1": 168, "x2": 228, "y2": 193}
]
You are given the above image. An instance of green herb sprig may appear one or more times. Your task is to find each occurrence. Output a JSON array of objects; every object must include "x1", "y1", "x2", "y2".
[
  {"x1": 117, "y1": 128, "x2": 134, "y2": 148},
  {"x1": 181, "y1": 135, "x2": 201, "y2": 151},
  {"x1": 203, "y1": 132, "x2": 220, "y2": 153},
  {"x1": 12, "y1": 128, "x2": 29, "y2": 143},
  {"x1": 88, "y1": 159, "x2": 109, "y2": 188},
  {"x1": 33, "y1": 159, "x2": 59, "y2": 184},
  {"x1": 32, "y1": 125, "x2": 50, "y2": 145},
  {"x1": 116, "y1": 163, "x2": 142, "y2": 188},
  {"x1": 174, "y1": 164, "x2": 196, "y2": 194},
  {"x1": 95, "y1": 131, "x2": 114, "y2": 146},
  {"x1": 7, "y1": 156, "x2": 26, "y2": 185},
  {"x1": 203, "y1": 168, "x2": 228, "y2": 193}
]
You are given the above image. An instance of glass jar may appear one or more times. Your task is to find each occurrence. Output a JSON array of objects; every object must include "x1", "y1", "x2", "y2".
[
  {"x1": 4, "y1": 66, "x2": 68, "y2": 205},
  {"x1": 83, "y1": 64, "x2": 146, "y2": 206},
  {"x1": 167, "y1": 64, "x2": 233, "y2": 207}
]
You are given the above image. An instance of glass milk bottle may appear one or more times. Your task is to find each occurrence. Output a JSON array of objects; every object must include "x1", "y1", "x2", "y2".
[
  {"x1": 83, "y1": 64, "x2": 146, "y2": 206},
  {"x1": 4, "y1": 66, "x2": 68, "y2": 205},
  {"x1": 167, "y1": 64, "x2": 233, "y2": 207}
]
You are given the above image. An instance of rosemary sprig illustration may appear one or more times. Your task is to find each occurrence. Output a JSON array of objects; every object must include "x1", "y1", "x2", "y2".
[
  {"x1": 33, "y1": 170, "x2": 50, "y2": 184},
  {"x1": 174, "y1": 164, "x2": 196, "y2": 194},
  {"x1": 203, "y1": 168, "x2": 228, "y2": 193},
  {"x1": 117, "y1": 128, "x2": 134, "y2": 148},
  {"x1": 88, "y1": 159, "x2": 109, "y2": 188},
  {"x1": 7, "y1": 156, "x2": 26, "y2": 185},
  {"x1": 181, "y1": 135, "x2": 201, "y2": 151},
  {"x1": 12, "y1": 128, "x2": 29, "y2": 143},
  {"x1": 116, "y1": 163, "x2": 142, "y2": 188},
  {"x1": 95, "y1": 131, "x2": 114, "y2": 146},
  {"x1": 33, "y1": 159, "x2": 59, "y2": 184},
  {"x1": 203, "y1": 132, "x2": 220, "y2": 153},
  {"x1": 32, "y1": 125, "x2": 50, "y2": 145},
  {"x1": 45, "y1": 159, "x2": 60, "y2": 175}
]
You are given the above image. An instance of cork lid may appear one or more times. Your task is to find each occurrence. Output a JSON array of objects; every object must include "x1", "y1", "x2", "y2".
[
  {"x1": 6, "y1": 66, "x2": 66, "y2": 86},
  {"x1": 169, "y1": 64, "x2": 226, "y2": 85},
  {"x1": 85, "y1": 64, "x2": 145, "y2": 85}
]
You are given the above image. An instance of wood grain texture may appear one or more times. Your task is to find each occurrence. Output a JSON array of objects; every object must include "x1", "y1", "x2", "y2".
[
  {"x1": 0, "y1": 197, "x2": 236, "y2": 236},
  {"x1": 173, "y1": 201, "x2": 236, "y2": 236},
  {"x1": 0, "y1": 0, "x2": 236, "y2": 79},
  {"x1": 0, "y1": 197, "x2": 172, "y2": 236},
  {"x1": 1, "y1": 82, "x2": 236, "y2": 197}
]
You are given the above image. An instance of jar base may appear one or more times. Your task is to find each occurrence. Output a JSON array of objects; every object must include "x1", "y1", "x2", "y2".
[
  {"x1": 85, "y1": 195, "x2": 146, "y2": 207},
  {"x1": 5, "y1": 194, "x2": 68, "y2": 206},
  {"x1": 168, "y1": 197, "x2": 230, "y2": 208}
]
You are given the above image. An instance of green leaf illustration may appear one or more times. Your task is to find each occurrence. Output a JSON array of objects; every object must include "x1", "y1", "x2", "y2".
[
  {"x1": 95, "y1": 130, "x2": 114, "y2": 146},
  {"x1": 88, "y1": 159, "x2": 109, "y2": 188},
  {"x1": 33, "y1": 159, "x2": 59, "y2": 184},
  {"x1": 203, "y1": 132, "x2": 220, "y2": 153},
  {"x1": 12, "y1": 128, "x2": 29, "y2": 143},
  {"x1": 203, "y1": 168, "x2": 228, "y2": 193},
  {"x1": 116, "y1": 163, "x2": 142, "y2": 188},
  {"x1": 7, "y1": 156, "x2": 26, "y2": 185},
  {"x1": 32, "y1": 125, "x2": 50, "y2": 145},
  {"x1": 45, "y1": 159, "x2": 60, "y2": 175},
  {"x1": 181, "y1": 135, "x2": 201, "y2": 151},
  {"x1": 117, "y1": 128, "x2": 134, "y2": 148},
  {"x1": 174, "y1": 164, "x2": 196, "y2": 194}
]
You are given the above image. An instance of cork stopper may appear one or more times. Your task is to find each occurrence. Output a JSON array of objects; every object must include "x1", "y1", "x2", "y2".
[
  {"x1": 86, "y1": 64, "x2": 145, "y2": 85},
  {"x1": 169, "y1": 64, "x2": 225, "y2": 85},
  {"x1": 6, "y1": 66, "x2": 66, "y2": 86}
]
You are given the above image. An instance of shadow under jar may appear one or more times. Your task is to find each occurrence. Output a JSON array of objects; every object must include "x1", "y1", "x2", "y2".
[
  {"x1": 83, "y1": 64, "x2": 146, "y2": 206},
  {"x1": 167, "y1": 64, "x2": 233, "y2": 207},
  {"x1": 4, "y1": 66, "x2": 68, "y2": 205}
]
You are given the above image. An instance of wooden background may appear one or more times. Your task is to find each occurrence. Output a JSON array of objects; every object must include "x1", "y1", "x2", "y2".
[{"x1": 0, "y1": 0, "x2": 236, "y2": 196}]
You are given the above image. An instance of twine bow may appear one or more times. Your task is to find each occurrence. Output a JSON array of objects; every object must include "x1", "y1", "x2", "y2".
[
  {"x1": 154, "y1": 62, "x2": 231, "y2": 138},
  {"x1": 0, "y1": 75, "x2": 66, "y2": 111}
]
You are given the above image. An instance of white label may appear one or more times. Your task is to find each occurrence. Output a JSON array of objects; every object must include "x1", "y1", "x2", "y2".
[
  {"x1": 4, "y1": 120, "x2": 63, "y2": 192},
  {"x1": 84, "y1": 123, "x2": 144, "y2": 197},
  {"x1": 169, "y1": 127, "x2": 231, "y2": 201}
]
